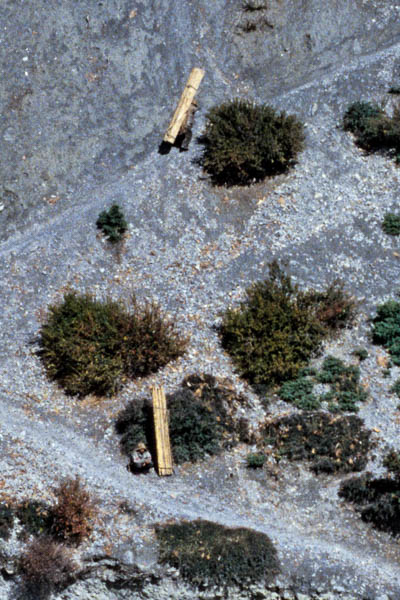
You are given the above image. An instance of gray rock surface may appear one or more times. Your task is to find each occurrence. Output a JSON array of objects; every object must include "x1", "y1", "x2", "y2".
[{"x1": 1, "y1": 1, "x2": 400, "y2": 599}]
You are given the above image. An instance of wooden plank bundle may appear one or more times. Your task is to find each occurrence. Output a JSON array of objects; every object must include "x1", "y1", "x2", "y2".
[
  {"x1": 163, "y1": 67, "x2": 205, "y2": 144},
  {"x1": 152, "y1": 386, "x2": 173, "y2": 476}
]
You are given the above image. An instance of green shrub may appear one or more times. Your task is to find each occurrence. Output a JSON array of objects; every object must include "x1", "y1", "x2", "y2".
[
  {"x1": 262, "y1": 412, "x2": 371, "y2": 474},
  {"x1": 0, "y1": 504, "x2": 14, "y2": 540},
  {"x1": 116, "y1": 374, "x2": 248, "y2": 464},
  {"x1": 343, "y1": 101, "x2": 384, "y2": 136},
  {"x1": 382, "y1": 213, "x2": 400, "y2": 236},
  {"x1": 52, "y1": 477, "x2": 96, "y2": 545},
  {"x1": 339, "y1": 452, "x2": 400, "y2": 535},
  {"x1": 115, "y1": 397, "x2": 151, "y2": 455},
  {"x1": 220, "y1": 261, "x2": 356, "y2": 387},
  {"x1": 246, "y1": 452, "x2": 266, "y2": 468},
  {"x1": 39, "y1": 292, "x2": 188, "y2": 397},
  {"x1": 352, "y1": 347, "x2": 368, "y2": 361},
  {"x1": 155, "y1": 519, "x2": 279, "y2": 588},
  {"x1": 279, "y1": 377, "x2": 319, "y2": 410},
  {"x1": 371, "y1": 300, "x2": 400, "y2": 366},
  {"x1": 383, "y1": 450, "x2": 400, "y2": 478},
  {"x1": 390, "y1": 378, "x2": 400, "y2": 398},
  {"x1": 242, "y1": 1, "x2": 267, "y2": 10},
  {"x1": 20, "y1": 537, "x2": 77, "y2": 596},
  {"x1": 343, "y1": 101, "x2": 400, "y2": 156},
  {"x1": 279, "y1": 356, "x2": 368, "y2": 413},
  {"x1": 17, "y1": 500, "x2": 54, "y2": 539},
  {"x1": 199, "y1": 99, "x2": 304, "y2": 186},
  {"x1": 96, "y1": 204, "x2": 127, "y2": 243}
]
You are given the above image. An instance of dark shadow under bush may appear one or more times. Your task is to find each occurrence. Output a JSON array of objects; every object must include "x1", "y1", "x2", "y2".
[
  {"x1": 262, "y1": 412, "x2": 372, "y2": 474},
  {"x1": 0, "y1": 503, "x2": 14, "y2": 540},
  {"x1": 339, "y1": 451, "x2": 400, "y2": 535},
  {"x1": 39, "y1": 292, "x2": 188, "y2": 397},
  {"x1": 116, "y1": 373, "x2": 249, "y2": 464},
  {"x1": 155, "y1": 519, "x2": 279, "y2": 588},
  {"x1": 199, "y1": 99, "x2": 304, "y2": 186},
  {"x1": 220, "y1": 261, "x2": 356, "y2": 388}
]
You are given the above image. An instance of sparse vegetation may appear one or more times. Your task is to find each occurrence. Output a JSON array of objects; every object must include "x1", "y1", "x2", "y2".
[
  {"x1": 343, "y1": 101, "x2": 400, "y2": 158},
  {"x1": 246, "y1": 452, "x2": 266, "y2": 468},
  {"x1": 51, "y1": 476, "x2": 96, "y2": 545},
  {"x1": 339, "y1": 450, "x2": 400, "y2": 535},
  {"x1": 96, "y1": 204, "x2": 128, "y2": 243},
  {"x1": 20, "y1": 537, "x2": 77, "y2": 597},
  {"x1": 155, "y1": 519, "x2": 279, "y2": 588},
  {"x1": 371, "y1": 300, "x2": 400, "y2": 366},
  {"x1": 262, "y1": 412, "x2": 372, "y2": 474},
  {"x1": 199, "y1": 100, "x2": 304, "y2": 186},
  {"x1": 117, "y1": 374, "x2": 249, "y2": 464},
  {"x1": 39, "y1": 291, "x2": 188, "y2": 397},
  {"x1": 220, "y1": 261, "x2": 356, "y2": 388},
  {"x1": 382, "y1": 212, "x2": 400, "y2": 236}
]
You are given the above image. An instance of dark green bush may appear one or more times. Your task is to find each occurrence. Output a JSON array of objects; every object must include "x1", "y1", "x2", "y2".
[
  {"x1": 339, "y1": 452, "x2": 400, "y2": 536},
  {"x1": 155, "y1": 519, "x2": 279, "y2": 588},
  {"x1": 39, "y1": 292, "x2": 188, "y2": 397},
  {"x1": 352, "y1": 347, "x2": 368, "y2": 361},
  {"x1": 115, "y1": 397, "x2": 151, "y2": 455},
  {"x1": 383, "y1": 450, "x2": 400, "y2": 478},
  {"x1": 262, "y1": 412, "x2": 371, "y2": 474},
  {"x1": 242, "y1": 1, "x2": 267, "y2": 10},
  {"x1": 220, "y1": 261, "x2": 356, "y2": 387},
  {"x1": 371, "y1": 300, "x2": 400, "y2": 366},
  {"x1": 246, "y1": 452, "x2": 266, "y2": 468},
  {"x1": 382, "y1": 213, "x2": 400, "y2": 236},
  {"x1": 17, "y1": 500, "x2": 54, "y2": 539},
  {"x1": 199, "y1": 99, "x2": 304, "y2": 186},
  {"x1": 390, "y1": 378, "x2": 400, "y2": 398},
  {"x1": 343, "y1": 101, "x2": 384, "y2": 136},
  {"x1": 96, "y1": 204, "x2": 128, "y2": 243},
  {"x1": 0, "y1": 504, "x2": 14, "y2": 540},
  {"x1": 343, "y1": 101, "x2": 400, "y2": 156},
  {"x1": 116, "y1": 374, "x2": 248, "y2": 464}
]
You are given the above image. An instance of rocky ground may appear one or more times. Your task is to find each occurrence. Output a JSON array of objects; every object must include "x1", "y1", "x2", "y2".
[{"x1": 1, "y1": 1, "x2": 400, "y2": 599}]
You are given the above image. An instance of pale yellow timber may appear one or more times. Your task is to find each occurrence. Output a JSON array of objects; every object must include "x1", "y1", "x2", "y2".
[
  {"x1": 152, "y1": 386, "x2": 173, "y2": 476},
  {"x1": 163, "y1": 67, "x2": 205, "y2": 144}
]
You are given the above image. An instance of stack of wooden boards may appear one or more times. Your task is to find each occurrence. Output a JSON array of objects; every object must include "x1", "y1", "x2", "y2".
[{"x1": 163, "y1": 67, "x2": 205, "y2": 145}]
